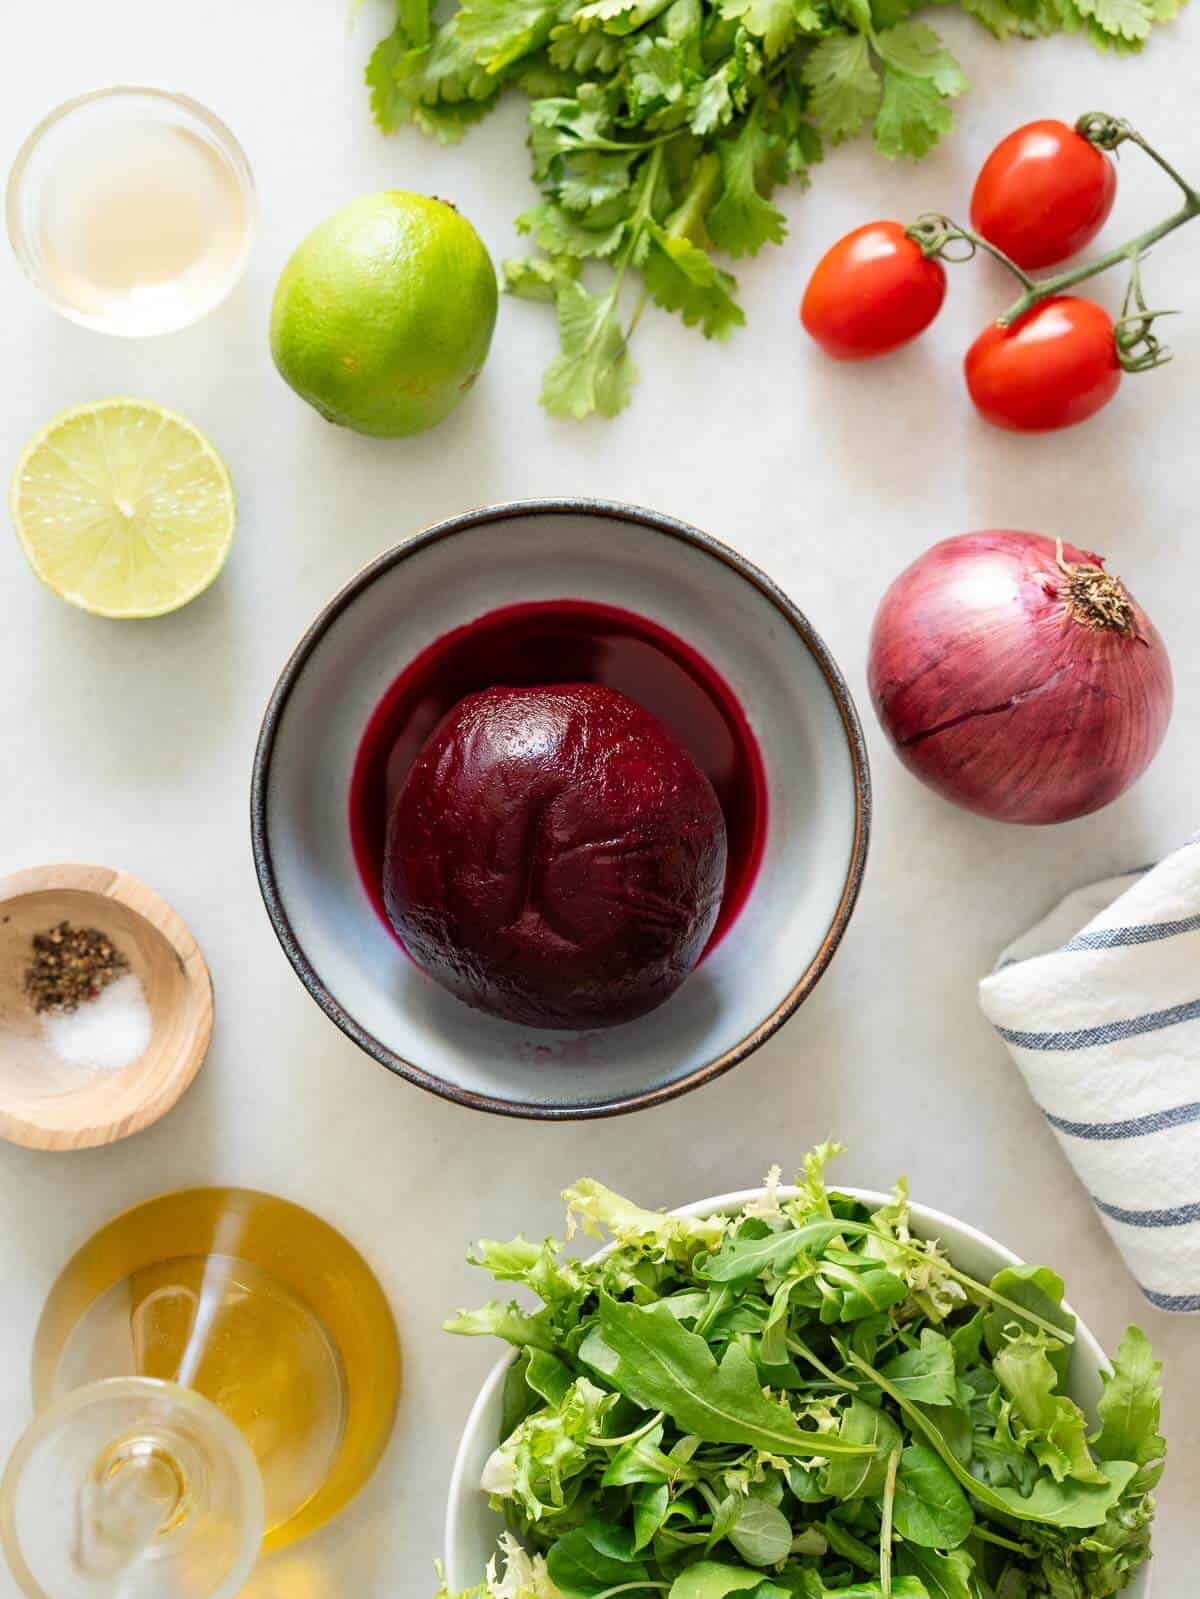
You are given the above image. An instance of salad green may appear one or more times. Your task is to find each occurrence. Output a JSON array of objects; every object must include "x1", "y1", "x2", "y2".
[
  {"x1": 437, "y1": 1147, "x2": 1164, "y2": 1598},
  {"x1": 364, "y1": 0, "x2": 1183, "y2": 417}
]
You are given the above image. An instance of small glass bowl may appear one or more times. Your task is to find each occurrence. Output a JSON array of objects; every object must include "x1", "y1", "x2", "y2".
[{"x1": 6, "y1": 87, "x2": 257, "y2": 337}]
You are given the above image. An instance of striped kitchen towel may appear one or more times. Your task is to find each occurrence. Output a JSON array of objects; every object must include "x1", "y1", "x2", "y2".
[{"x1": 979, "y1": 837, "x2": 1200, "y2": 1313}]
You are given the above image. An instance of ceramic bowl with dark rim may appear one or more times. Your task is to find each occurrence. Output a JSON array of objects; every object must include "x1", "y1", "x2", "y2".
[{"x1": 251, "y1": 501, "x2": 869, "y2": 1118}]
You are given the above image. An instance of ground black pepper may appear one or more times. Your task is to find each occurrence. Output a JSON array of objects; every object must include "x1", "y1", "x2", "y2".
[{"x1": 24, "y1": 922, "x2": 129, "y2": 1015}]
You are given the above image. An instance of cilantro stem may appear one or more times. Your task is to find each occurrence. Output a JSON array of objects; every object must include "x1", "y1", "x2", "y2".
[{"x1": 666, "y1": 152, "x2": 722, "y2": 243}]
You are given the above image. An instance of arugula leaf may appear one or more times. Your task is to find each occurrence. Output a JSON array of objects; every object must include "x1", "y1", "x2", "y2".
[
  {"x1": 801, "y1": 33, "x2": 882, "y2": 143},
  {"x1": 634, "y1": 1482, "x2": 671, "y2": 1549},
  {"x1": 895, "y1": 1545, "x2": 977, "y2": 1599},
  {"x1": 893, "y1": 1444, "x2": 974, "y2": 1547},
  {"x1": 843, "y1": 1346, "x2": 1139, "y2": 1529},
  {"x1": 700, "y1": 1219, "x2": 845, "y2": 1282},
  {"x1": 820, "y1": 1399, "x2": 903, "y2": 1499},
  {"x1": 984, "y1": 1267, "x2": 1074, "y2": 1385},
  {"x1": 1093, "y1": 1325, "x2": 1166, "y2": 1491},
  {"x1": 880, "y1": 1330, "x2": 957, "y2": 1405},
  {"x1": 581, "y1": 1295, "x2": 876, "y2": 1457},
  {"x1": 547, "y1": 1526, "x2": 648, "y2": 1594},
  {"x1": 668, "y1": 1564, "x2": 784, "y2": 1599},
  {"x1": 540, "y1": 280, "x2": 638, "y2": 418}
]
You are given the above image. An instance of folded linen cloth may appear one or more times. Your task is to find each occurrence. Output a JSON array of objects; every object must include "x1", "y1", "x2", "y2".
[{"x1": 979, "y1": 837, "x2": 1200, "y2": 1314}]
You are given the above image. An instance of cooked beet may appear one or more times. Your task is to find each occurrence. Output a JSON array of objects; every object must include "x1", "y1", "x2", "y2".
[{"x1": 382, "y1": 683, "x2": 727, "y2": 1028}]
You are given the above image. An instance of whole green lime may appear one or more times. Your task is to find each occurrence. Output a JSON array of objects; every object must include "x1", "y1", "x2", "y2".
[{"x1": 269, "y1": 192, "x2": 498, "y2": 438}]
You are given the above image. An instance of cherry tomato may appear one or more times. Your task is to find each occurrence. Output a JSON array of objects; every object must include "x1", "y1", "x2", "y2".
[
  {"x1": 971, "y1": 119, "x2": 1117, "y2": 270},
  {"x1": 965, "y1": 296, "x2": 1121, "y2": 432},
  {"x1": 801, "y1": 221, "x2": 947, "y2": 361}
]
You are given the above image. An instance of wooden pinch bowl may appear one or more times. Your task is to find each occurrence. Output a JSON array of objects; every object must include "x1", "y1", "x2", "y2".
[{"x1": 0, "y1": 865, "x2": 213, "y2": 1151}]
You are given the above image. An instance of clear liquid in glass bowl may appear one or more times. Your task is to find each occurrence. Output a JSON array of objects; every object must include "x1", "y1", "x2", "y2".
[{"x1": 6, "y1": 87, "x2": 256, "y2": 336}]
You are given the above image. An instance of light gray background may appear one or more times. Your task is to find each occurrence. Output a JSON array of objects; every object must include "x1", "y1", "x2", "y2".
[{"x1": 1, "y1": 2, "x2": 1196, "y2": 1593}]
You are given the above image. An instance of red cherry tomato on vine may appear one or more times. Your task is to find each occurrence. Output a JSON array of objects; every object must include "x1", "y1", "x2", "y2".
[
  {"x1": 971, "y1": 119, "x2": 1117, "y2": 270},
  {"x1": 965, "y1": 296, "x2": 1121, "y2": 432},
  {"x1": 801, "y1": 221, "x2": 947, "y2": 361}
]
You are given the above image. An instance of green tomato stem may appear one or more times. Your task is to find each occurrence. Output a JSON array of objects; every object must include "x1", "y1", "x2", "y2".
[
  {"x1": 998, "y1": 196, "x2": 1200, "y2": 326},
  {"x1": 909, "y1": 115, "x2": 1200, "y2": 345}
]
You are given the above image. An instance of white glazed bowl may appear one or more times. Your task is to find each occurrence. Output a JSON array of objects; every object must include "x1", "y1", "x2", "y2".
[
  {"x1": 444, "y1": 1185, "x2": 1149, "y2": 1599},
  {"x1": 252, "y1": 502, "x2": 870, "y2": 1119}
]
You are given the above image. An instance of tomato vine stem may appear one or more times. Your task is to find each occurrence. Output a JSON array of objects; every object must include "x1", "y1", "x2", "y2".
[{"x1": 906, "y1": 113, "x2": 1200, "y2": 373}]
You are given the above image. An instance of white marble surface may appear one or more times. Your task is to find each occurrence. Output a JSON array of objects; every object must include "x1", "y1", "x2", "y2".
[{"x1": 1, "y1": 2, "x2": 1198, "y2": 1593}]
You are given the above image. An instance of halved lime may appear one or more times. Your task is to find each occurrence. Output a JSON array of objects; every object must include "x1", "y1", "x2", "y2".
[{"x1": 10, "y1": 398, "x2": 236, "y2": 618}]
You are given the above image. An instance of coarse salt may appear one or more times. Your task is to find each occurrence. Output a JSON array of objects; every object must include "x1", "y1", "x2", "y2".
[{"x1": 41, "y1": 972, "x2": 152, "y2": 1072}]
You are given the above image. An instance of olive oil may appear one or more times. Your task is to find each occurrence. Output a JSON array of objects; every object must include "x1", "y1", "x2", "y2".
[{"x1": 32, "y1": 1189, "x2": 399, "y2": 1552}]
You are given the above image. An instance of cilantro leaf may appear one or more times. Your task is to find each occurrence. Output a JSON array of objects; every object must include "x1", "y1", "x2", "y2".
[
  {"x1": 640, "y1": 220, "x2": 746, "y2": 336},
  {"x1": 366, "y1": 24, "x2": 411, "y2": 133},
  {"x1": 540, "y1": 281, "x2": 638, "y2": 417},
  {"x1": 518, "y1": 200, "x2": 628, "y2": 256},
  {"x1": 802, "y1": 33, "x2": 882, "y2": 143},
  {"x1": 873, "y1": 20, "x2": 968, "y2": 91},
  {"x1": 718, "y1": 0, "x2": 800, "y2": 56},
  {"x1": 503, "y1": 253, "x2": 582, "y2": 299},
  {"x1": 873, "y1": 65, "x2": 956, "y2": 158},
  {"x1": 372, "y1": 22, "x2": 501, "y2": 144},
  {"x1": 959, "y1": 0, "x2": 1028, "y2": 36},
  {"x1": 707, "y1": 110, "x2": 788, "y2": 256},
  {"x1": 1073, "y1": 0, "x2": 1156, "y2": 39},
  {"x1": 456, "y1": 0, "x2": 562, "y2": 71}
]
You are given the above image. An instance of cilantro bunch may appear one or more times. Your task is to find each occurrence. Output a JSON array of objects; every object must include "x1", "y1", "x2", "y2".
[
  {"x1": 438, "y1": 1146, "x2": 1164, "y2": 1599},
  {"x1": 366, "y1": 0, "x2": 1180, "y2": 418}
]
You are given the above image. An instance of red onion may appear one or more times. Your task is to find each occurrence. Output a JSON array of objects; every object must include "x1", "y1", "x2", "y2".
[{"x1": 867, "y1": 531, "x2": 1172, "y2": 825}]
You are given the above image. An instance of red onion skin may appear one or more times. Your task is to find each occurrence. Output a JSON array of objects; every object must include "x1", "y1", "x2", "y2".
[{"x1": 867, "y1": 531, "x2": 1173, "y2": 825}]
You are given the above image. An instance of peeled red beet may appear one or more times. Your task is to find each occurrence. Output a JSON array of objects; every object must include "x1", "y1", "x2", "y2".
[{"x1": 382, "y1": 683, "x2": 727, "y2": 1028}]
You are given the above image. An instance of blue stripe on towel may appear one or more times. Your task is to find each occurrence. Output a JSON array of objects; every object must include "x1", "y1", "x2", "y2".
[
  {"x1": 1140, "y1": 1285, "x2": 1200, "y2": 1312},
  {"x1": 994, "y1": 997, "x2": 1200, "y2": 1051},
  {"x1": 1063, "y1": 912, "x2": 1200, "y2": 953},
  {"x1": 1045, "y1": 1101, "x2": 1200, "y2": 1141},
  {"x1": 1093, "y1": 1195, "x2": 1200, "y2": 1228}
]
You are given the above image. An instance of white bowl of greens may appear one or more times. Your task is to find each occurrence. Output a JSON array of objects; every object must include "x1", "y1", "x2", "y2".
[{"x1": 440, "y1": 1148, "x2": 1162, "y2": 1598}]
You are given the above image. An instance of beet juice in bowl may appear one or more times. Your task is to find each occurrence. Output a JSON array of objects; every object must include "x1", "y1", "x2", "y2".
[{"x1": 251, "y1": 500, "x2": 870, "y2": 1118}]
